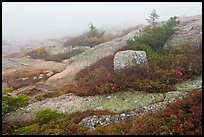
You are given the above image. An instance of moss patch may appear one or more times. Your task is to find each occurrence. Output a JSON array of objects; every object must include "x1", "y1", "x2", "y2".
[
  {"x1": 13, "y1": 124, "x2": 38, "y2": 135},
  {"x1": 175, "y1": 75, "x2": 202, "y2": 91}
]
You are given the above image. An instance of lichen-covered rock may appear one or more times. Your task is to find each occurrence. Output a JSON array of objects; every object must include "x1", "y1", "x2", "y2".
[
  {"x1": 113, "y1": 50, "x2": 148, "y2": 71},
  {"x1": 164, "y1": 15, "x2": 202, "y2": 48}
]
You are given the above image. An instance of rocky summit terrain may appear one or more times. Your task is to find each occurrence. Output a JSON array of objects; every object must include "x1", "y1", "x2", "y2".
[
  {"x1": 2, "y1": 14, "x2": 202, "y2": 135},
  {"x1": 3, "y1": 76, "x2": 202, "y2": 128},
  {"x1": 46, "y1": 15, "x2": 202, "y2": 87}
]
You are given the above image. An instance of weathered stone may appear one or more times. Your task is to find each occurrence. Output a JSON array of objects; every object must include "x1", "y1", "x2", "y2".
[
  {"x1": 21, "y1": 77, "x2": 29, "y2": 81},
  {"x1": 39, "y1": 74, "x2": 43, "y2": 79},
  {"x1": 45, "y1": 71, "x2": 54, "y2": 77},
  {"x1": 113, "y1": 50, "x2": 148, "y2": 71},
  {"x1": 164, "y1": 15, "x2": 202, "y2": 48}
]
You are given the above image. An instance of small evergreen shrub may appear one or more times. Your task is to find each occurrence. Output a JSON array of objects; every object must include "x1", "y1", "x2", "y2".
[
  {"x1": 2, "y1": 87, "x2": 29, "y2": 115},
  {"x1": 127, "y1": 17, "x2": 179, "y2": 51},
  {"x1": 13, "y1": 124, "x2": 38, "y2": 135},
  {"x1": 35, "y1": 109, "x2": 62, "y2": 124},
  {"x1": 73, "y1": 42, "x2": 201, "y2": 96}
]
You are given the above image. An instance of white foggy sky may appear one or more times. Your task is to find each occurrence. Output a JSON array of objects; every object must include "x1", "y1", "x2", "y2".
[{"x1": 2, "y1": 2, "x2": 202, "y2": 42}]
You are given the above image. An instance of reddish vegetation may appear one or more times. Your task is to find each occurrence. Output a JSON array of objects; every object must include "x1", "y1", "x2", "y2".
[
  {"x1": 2, "y1": 109, "x2": 118, "y2": 135},
  {"x1": 3, "y1": 89, "x2": 202, "y2": 135},
  {"x1": 88, "y1": 89, "x2": 202, "y2": 135},
  {"x1": 73, "y1": 45, "x2": 202, "y2": 96}
]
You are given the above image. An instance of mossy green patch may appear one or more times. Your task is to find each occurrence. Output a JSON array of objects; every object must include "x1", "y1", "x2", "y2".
[
  {"x1": 85, "y1": 91, "x2": 165, "y2": 113},
  {"x1": 175, "y1": 75, "x2": 202, "y2": 91},
  {"x1": 13, "y1": 124, "x2": 38, "y2": 135}
]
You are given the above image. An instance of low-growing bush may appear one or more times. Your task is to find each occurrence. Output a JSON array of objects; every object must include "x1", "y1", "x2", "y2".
[
  {"x1": 4, "y1": 109, "x2": 117, "y2": 135},
  {"x1": 52, "y1": 84, "x2": 78, "y2": 97},
  {"x1": 2, "y1": 87, "x2": 29, "y2": 115},
  {"x1": 13, "y1": 124, "x2": 39, "y2": 135},
  {"x1": 73, "y1": 43, "x2": 201, "y2": 96},
  {"x1": 4, "y1": 89, "x2": 202, "y2": 135},
  {"x1": 127, "y1": 17, "x2": 179, "y2": 51},
  {"x1": 35, "y1": 109, "x2": 62, "y2": 124},
  {"x1": 165, "y1": 45, "x2": 202, "y2": 79}
]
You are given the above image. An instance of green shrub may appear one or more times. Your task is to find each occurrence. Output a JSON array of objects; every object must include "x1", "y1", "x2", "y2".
[
  {"x1": 126, "y1": 43, "x2": 156, "y2": 58},
  {"x1": 125, "y1": 43, "x2": 176, "y2": 69},
  {"x1": 2, "y1": 88, "x2": 29, "y2": 115},
  {"x1": 127, "y1": 17, "x2": 179, "y2": 51},
  {"x1": 35, "y1": 109, "x2": 62, "y2": 124},
  {"x1": 2, "y1": 87, "x2": 14, "y2": 94},
  {"x1": 74, "y1": 42, "x2": 201, "y2": 96},
  {"x1": 13, "y1": 124, "x2": 38, "y2": 135}
]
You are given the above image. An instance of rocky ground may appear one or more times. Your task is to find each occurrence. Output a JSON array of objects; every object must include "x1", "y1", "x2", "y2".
[
  {"x1": 2, "y1": 57, "x2": 67, "y2": 72},
  {"x1": 164, "y1": 15, "x2": 202, "y2": 47},
  {"x1": 46, "y1": 26, "x2": 146, "y2": 87},
  {"x1": 79, "y1": 75, "x2": 202, "y2": 130},
  {"x1": 47, "y1": 15, "x2": 202, "y2": 88},
  {"x1": 3, "y1": 75, "x2": 202, "y2": 129},
  {"x1": 2, "y1": 14, "x2": 202, "y2": 132}
]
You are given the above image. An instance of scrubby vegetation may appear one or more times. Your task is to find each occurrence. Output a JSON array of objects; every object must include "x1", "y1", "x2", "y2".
[
  {"x1": 3, "y1": 109, "x2": 117, "y2": 135},
  {"x1": 64, "y1": 23, "x2": 114, "y2": 48},
  {"x1": 68, "y1": 16, "x2": 201, "y2": 96},
  {"x1": 72, "y1": 43, "x2": 201, "y2": 96},
  {"x1": 89, "y1": 89, "x2": 202, "y2": 135},
  {"x1": 25, "y1": 47, "x2": 85, "y2": 62},
  {"x1": 2, "y1": 13, "x2": 202, "y2": 135},
  {"x1": 3, "y1": 88, "x2": 202, "y2": 135},
  {"x1": 127, "y1": 16, "x2": 179, "y2": 51},
  {"x1": 2, "y1": 87, "x2": 29, "y2": 115}
]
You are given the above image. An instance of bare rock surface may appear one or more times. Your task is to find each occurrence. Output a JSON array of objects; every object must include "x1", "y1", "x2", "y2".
[
  {"x1": 2, "y1": 57, "x2": 67, "y2": 72},
  {"x1": 164, "y1": 15, "x2": 202, "y2": 47},
  {"x1": 46, "y1": 26, "x2": 146, "y2": 87},
  {"x1": 47, "y1": 15, "x2": 202, "y2": 87}
]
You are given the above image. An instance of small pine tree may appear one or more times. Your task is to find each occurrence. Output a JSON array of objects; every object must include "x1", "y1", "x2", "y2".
[
  {"x1": 146, "y1": 9, "x2": 160, "y2": 26},
  {"x1": 88, "y1": 23, "x2": 97, "y2": 37},
  {"x1": 89, "y1": 23, "x2": 96, "y2": 32}
]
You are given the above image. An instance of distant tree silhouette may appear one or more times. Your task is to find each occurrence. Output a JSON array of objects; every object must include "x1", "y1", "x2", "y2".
[
  {"x1": 88, "y1": 23, "x2": 97, "y2": 37},
  {"x1": 146, "y1": 9, "x2": 160, "y2": 26}
]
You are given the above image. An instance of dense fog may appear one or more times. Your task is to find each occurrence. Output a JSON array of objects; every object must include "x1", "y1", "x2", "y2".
[{"x1": 2, "y1": 2, "x2": 202, "y2": 44}]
